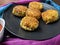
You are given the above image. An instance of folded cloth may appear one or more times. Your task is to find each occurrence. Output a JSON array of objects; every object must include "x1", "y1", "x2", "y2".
[
  {"x1": 0, "y1": 0, "x2": 60, "y2": 45},
  {"x1": 14, "y1": 0, "x2": 40, "y2": 4},
  {"x1": 45, "y1": 0, "x2": 60, "y2": 11},
  {"x1": 1, "y1": 35, "x2": 60, "y2": 45},
  {"x1": 0, "y1": 3, "x2": 12, "y2": 18}
]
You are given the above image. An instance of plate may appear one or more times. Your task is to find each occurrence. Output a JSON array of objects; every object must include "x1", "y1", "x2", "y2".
[{"x1": 3, "y1": 3, "x2": 60, "y2": 40}]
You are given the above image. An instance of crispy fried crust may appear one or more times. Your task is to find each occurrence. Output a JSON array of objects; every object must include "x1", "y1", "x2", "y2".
[
  {"x1": 29, "y1": 2, "x2": 43, "y2": 10},
  {"x1": 12, "y1": 5, "x2": 27, "y2": 17},
  {"x1": 26, "y1": 8, "x2": 41, "y2": 19},
  {"x1": 42, "y1": 9, "x2": 59, "y2": 24},
  {"x1": 20, "y1": 16, "x2": 39, "y2": 31}
]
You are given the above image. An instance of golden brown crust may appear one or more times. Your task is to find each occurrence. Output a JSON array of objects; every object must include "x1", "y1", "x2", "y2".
[
  {"x1": 20, "y1": 16, "x2": 39, "y2": 31},
  {"x1": 12, "y1": 5, "x2": 27, "y2": 17},
  {"x1": 26, "y1": 8, "x2": 41, "y2": 19},
  {"x1": 29, "y1": 2, "x2": 43, "y2": 10},
  {"x1": 42, "y1": 9, "x2": 59, "y2": 24}
]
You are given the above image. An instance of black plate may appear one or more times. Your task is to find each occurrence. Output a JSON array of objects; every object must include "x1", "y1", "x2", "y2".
[{"x1": 3, "y1": 3, "x2": 60, "y2": 40}]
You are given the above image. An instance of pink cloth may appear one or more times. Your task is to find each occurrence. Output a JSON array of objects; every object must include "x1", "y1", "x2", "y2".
[
  {"x1": 14, "y1": 0, "x2": 40, "y2": 3},
  {"x1": 0, "y1": 0, "x2": 40, "y2": 6},
  {"x1": 13, "y1": 0, "x2": 40, "y2": 4},
  {"x1": 1, "y1": 0, "x2": 60, "y2": 45},
  {"x1": 2, "y1": 35, "x2": 60, "y2": 45}
]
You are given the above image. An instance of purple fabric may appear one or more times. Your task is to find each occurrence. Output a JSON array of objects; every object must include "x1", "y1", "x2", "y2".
[
  {"x1": 1, "y1": 35, "x2": 60, "y2": 45},
  {"x1": 1, "y1": 0, "x2": 60, "y2": 45},
  {"x1": 14, "y1": 0, "x2": 40, "y2": 4},
  {"x1": 1, "y1": 0, "x2": 40, "y2": 6}
]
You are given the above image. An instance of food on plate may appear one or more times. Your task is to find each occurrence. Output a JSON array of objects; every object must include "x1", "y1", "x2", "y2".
[
  {"x1": 26, "y1": 8, "x2": 41, "y2": 19},
  {"x1": 20, "y1": 16, "x2": 39, "y2": 31},
  {"x1": 42, "y1": 9, "x2": 59, "y2": 24},
  {"x1": 12, "y1": 5, "x2": 27, "y2": 17},
  {"x1": 29, "y1": 2, "x2": 43, "y2": 10}
]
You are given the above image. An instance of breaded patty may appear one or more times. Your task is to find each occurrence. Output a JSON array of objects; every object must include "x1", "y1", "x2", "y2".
[
  {"x1": 29, "y1": 2, "x2": 43, "y2": 10},
  {"x1": 26, "y1": 8, "x2": 41, "y2": 19},
  {"x1": 12, "y1": 5, "x2": 27, "y2": 17},
  {"x1": 42, "y1": 9, "x2": 59, "y2": 24},
  {"x1": 20, "y1": 16, "x2": 39, "y2": 31}
]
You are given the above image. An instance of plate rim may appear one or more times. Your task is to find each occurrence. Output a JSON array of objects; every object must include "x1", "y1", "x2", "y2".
[{"x1": 3, "y1": 3, "x2": 59, "y2": 40}]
